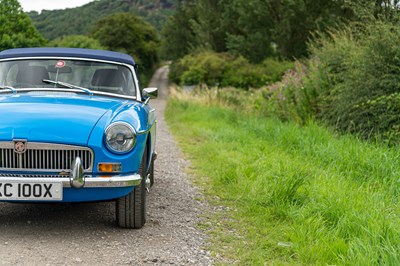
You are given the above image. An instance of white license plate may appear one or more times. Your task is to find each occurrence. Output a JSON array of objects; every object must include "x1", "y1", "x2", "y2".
[{"x1": 0, "y1": 181, "x2": 62, "y2": 201}]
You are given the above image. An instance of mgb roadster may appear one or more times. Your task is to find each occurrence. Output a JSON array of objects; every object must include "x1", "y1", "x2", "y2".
[{"x1": 0, "y1": 48, "x2": 157, "y2": 229}]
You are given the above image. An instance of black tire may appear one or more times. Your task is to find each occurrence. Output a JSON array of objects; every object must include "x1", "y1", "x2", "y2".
[{"x1": 116, "y1": 148, "x2": 147, "y2": 229}]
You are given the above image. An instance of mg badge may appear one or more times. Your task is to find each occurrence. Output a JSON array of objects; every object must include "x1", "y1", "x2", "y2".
[{"x1": 14, "y1": 141, "x2": 26, "y2": 153}]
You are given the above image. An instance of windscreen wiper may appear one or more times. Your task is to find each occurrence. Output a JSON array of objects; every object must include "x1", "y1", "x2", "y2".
[
  {"x1": 0, "y1": 85, "x2": 17, "y2": 93},
  {"x1": 42, "y1": 79, "x2": 93, "y2": 95}
]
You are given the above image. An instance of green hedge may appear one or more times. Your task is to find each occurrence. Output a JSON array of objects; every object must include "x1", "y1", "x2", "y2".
[{"x1": 170, "y1": 51, "x2": 293, "y2": 89}]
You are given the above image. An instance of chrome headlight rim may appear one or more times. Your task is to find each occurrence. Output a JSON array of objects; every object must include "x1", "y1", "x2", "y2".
[{"x1": 104, "y1": 121, "x2": 137, "y2": 154}]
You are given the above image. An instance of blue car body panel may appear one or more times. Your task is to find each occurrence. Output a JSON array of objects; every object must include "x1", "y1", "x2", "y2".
[
  {"x1": 0, "y1": 48, "x2": 156, "y2": 203},
  {"x1": 0, "y1": 94, "x2": 126, "y2": 145}
]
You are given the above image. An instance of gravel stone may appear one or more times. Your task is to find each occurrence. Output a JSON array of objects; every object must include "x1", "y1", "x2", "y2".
[{"x1": 0, "y1": 66, "x2": 213, "y2": 266}]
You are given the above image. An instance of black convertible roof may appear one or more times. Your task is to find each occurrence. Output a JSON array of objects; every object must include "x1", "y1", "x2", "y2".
[{"x1": 0, "y1": 48, "x2": 136, "y2": 66}]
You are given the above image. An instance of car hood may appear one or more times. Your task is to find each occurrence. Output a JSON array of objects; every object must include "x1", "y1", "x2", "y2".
[{"x1": 0, "y1": 93, "x2": 132, "y2": 145}]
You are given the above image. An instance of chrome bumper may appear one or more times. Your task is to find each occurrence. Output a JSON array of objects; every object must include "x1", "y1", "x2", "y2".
[
  {"x1": 0, "y1": 156, "x2": 142, "y2": 189},
  {"x1": 0, "y1": 174, "x2": 142, "y2": 188},
  {"x1": 68, "y1": 174, "x2": 142, "y2": 188},
  {"x1": 68, "y1": 157, "x2": 141, "y2": 188}
]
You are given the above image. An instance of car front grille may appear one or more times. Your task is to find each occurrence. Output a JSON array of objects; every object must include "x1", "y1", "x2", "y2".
[{"x1": 0, "y1": 142, "x2": 93, "y2": 172}]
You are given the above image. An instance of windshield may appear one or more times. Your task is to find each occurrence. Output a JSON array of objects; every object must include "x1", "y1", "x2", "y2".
[{"x1": 0, "y1": 59, "x2": 137, "y2": 97}]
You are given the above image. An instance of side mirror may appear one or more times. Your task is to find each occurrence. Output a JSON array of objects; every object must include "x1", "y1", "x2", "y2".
[
  {"x1": 143, "y1": 87, "x2": 158, "y2": 99},
  {"x1": 143, "y1": 87, "x2": 158, "y2": 104}
]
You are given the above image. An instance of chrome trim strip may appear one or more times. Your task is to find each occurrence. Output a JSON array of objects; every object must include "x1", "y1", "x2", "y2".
[
  {"x1": 0, "y1": 86, "x2": 16, "y2": 93},
  {"x1": 0, "y1": 88, "x2": 137, "y2": 100},
  {"x1": 0, "y1": 173, "x2": 71, "y2": 178},
  {"x1": 137, "y1": 121, "x2": 156, "y2": 135},
  {"x1": 137, "y1": 129, "x2": 149, "y2": 135},
  {"x1": 0, "y1": 142, "x2": 91, "y2": 150},
  {"x1": 0, "y1": 174, "x2": 142, "y2": 188}
]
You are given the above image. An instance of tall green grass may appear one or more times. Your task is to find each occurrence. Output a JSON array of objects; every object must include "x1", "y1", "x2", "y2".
[{"x1": 165, "y1": 98, "x2": 400, "y2": 265}]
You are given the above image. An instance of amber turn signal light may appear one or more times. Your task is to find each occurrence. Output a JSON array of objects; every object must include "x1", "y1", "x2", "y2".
[{"x1": 98, "y1": 163, "x2": 122, "y2": 173}]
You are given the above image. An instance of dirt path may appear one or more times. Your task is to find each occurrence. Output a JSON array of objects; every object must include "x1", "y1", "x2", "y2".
[{"x1": 0, "y1": 66, "x2": 212, "y2": 266}]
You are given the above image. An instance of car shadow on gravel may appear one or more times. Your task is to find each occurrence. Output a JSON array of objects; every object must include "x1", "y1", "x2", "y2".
[{"x1": 0, "y1": 202, "x2": 119, "y2": 232}]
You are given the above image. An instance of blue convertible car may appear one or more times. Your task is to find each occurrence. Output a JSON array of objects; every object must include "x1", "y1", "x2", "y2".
[{"x1": 0, "y1": 48, "x2": 157, "y2": 229}]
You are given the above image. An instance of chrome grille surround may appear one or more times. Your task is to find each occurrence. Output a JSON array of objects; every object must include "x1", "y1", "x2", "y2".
[
  {"x1": 0, "y1": 173, "x2": 92, "y2": 179},
  {"x1": 0, "y1": 142, "x2": 93, "y2": 173}
]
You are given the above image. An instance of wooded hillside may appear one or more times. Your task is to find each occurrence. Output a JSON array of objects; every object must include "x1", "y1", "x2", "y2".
[{"x1": 28, "y1": 0, "x2": 175, "y2": 40}]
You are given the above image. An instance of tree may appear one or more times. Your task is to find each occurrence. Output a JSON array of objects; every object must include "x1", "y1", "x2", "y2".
[
  {"x1": 160, "y1": 2, "x2": 197, "y2": 60},
  {"x1": 28, "y1": 0, "x2": 175, "y2": 41},
  {"x1": 222, "y1": 0, "x2": 275, "y2": 62},
  {"x1": 161, "y1": 0, "x2": 400, "y2": 61},
  {"x1": 161, "y1": 0, "x2": 276, "y2": 62},
  {"x1": 49, "y1": 35, "x2": 105, "y2": 49},
  {"x1": 0, "y1": 0, "x2": 46, "y2": 51},
  {"x1": 190, "y1": 0, "x2": 226, "y2": 52},
  {"x1": 90, "y1": 13, "x2": 159, "y2": 71}
]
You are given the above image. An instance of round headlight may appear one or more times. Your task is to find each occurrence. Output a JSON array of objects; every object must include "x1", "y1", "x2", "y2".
[{"x1": 105, "y1": 122, "x2": 136, "y2": 154}]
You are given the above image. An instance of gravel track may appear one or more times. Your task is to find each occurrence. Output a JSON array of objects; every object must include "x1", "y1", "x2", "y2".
[{"x1": 0, "y1": 66, "x2": 212, "y2": 266}]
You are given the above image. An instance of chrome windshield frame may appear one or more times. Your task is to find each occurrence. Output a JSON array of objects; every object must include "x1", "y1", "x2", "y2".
[
  {"x1": 0, "y1": 56, "x2": 142, "y2": 101},
  {"x1": 0, "y1": 88, "x2": 138, "y2": 100}
]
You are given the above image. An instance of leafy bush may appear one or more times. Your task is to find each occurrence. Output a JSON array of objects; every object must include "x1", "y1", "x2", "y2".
[
  {"x1": 170, "y1": 51, "x2": 293, "y2": 89},
  {"x1": 267, "y1": 22, "x2": 400, "y2": 144},
  {"x1": 221, "y1": 57, "x2": 270, "y2": 88},
  {"x1": 181, "y1": 52, "x2": 228, "y2": 86},
  {"x1": 352, "y1": 93, "x2": 400, "y2": 143}
]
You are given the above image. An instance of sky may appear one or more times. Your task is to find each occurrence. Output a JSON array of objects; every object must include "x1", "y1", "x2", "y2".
[{"x1": 19, "y1": 0, "x2": 95, "y2": 12}]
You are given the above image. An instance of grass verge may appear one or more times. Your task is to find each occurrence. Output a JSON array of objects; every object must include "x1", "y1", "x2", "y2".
[{"x1": 165, "y1": 95, "x2": 400, "y2": 265}]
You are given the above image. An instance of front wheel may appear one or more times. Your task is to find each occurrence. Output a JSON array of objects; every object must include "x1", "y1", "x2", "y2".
[{"x1": 116, "y1": 149, "x2": 147, "y2": 229}]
